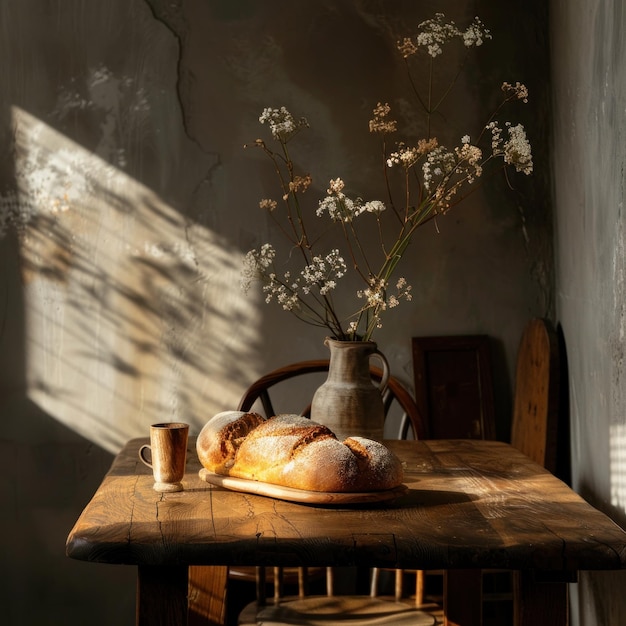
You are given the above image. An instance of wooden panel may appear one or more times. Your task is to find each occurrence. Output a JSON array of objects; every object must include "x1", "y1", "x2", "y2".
[
  {"x1": 412, "y1": 336, "x2": 495, "y2": 440},
  {"x1": 511, "y1": 319, "x2": 560, "y2": 473}
]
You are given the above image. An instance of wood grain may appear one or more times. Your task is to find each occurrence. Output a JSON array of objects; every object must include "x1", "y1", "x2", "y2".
[{"x1": 67, "y1": 438, "x2": 626, "y2": 573}]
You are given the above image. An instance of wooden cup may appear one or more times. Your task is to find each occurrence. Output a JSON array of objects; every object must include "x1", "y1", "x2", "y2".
[{"x1": 139, "y1": 422, "x2": 189, "y2": 492}]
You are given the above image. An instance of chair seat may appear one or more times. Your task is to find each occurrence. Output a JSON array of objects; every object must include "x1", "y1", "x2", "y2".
[{"x1": 239, "y1": 595, "x2": 438, "y2": 625}]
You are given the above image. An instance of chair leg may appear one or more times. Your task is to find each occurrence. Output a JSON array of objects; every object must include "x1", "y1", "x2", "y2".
[
  {"x1": 415, "y1": 569, "x2": 425, "y2": 606},
  {"x1": 394, "y1": 569, "x2": 403, "y2": 601}
]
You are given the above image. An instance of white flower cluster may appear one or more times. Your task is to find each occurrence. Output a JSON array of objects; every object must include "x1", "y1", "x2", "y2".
[
  {"x1": 487, "y1": 121, "x2": 533, "y2": 175},
  {"x1": 241, "y1": 243, "x2": 276, "y2": 293},
  {"x1": 242, "y1": 13, "x2": 532, "y2": 341},
  {"x1": 317, "y1": 178, "x2": 386, "y2": 222},
  {"x1": 422, "y1": 146, "x2": 457, "y2": 191},
  {"x1": 454, "y1": 137, "x2": 483, "y2": 184},
  {"x1": 350, "y1": 277, "x2": 413, "y2": 332},
  {"x1": 242, "y1": 243, "x2": 347, "y2": 313},
  {"x1": 461, "y1": 17, "x2": 491, "y2": 48},
  {"x1": 259, "y1": 107, "x2": 308, "y2": 140},
  {"x1": 387, "y1": 145, "x2": 422, "y2": 169},
  {"x1": 412, "y1": 13, "x2": 492, "y2": 58},
  {"x1": 300, "y1": 250, "x2": 347, "y2": 295},
  {"x1": 387, "y1": 139, "x2": 439, "y2": 170}
]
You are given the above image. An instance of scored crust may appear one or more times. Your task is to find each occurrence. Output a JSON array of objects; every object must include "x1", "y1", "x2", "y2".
[
  {"x1": 196, "y1": 412, "x2": 404, "y2": 493},
  {"x1": 196, "y1": 410, "x2": 267, "y2": 474}
]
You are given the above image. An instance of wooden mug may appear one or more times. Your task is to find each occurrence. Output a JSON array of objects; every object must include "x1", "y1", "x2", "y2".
[{"x1": 139, "y1": 422, "x2": 189, "y2": 492}]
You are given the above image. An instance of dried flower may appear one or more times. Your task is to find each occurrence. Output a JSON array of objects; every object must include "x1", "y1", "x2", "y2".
[
  {"x1": 259, "y1": 107, "x2": 308, "y2": 140},
  {"x1": 369, "y1": 102, "x2": 398, "y2": 134},
  {"x1": 241, "y1": 13, "x2": 532, "y2": 341},
  {"x1": 502, "y1": 81, "x2": 529, "y2": 104}
]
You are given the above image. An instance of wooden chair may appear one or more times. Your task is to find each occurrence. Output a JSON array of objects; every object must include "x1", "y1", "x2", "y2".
[
  {"x1": 189, "y1": 359, "x2": 428, "y2": 625},
  {"x1": 409, "y1": 334, "x2": 496, "y2": 611},
  {"x1": 453, "y1": 318, "x2": 564, "y2": 626},
  {"x1": 238, "y1": 566, "x2": 439, "y2": 626},
  {"x1": 233, "y1": 360, "x2": 434, "y2": 625}
]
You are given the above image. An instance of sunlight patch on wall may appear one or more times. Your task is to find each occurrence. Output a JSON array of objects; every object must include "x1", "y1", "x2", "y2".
[
  {"x1": 610, "y1": 422, "x2": 626, "y2": 512},
  {"x1": 10, "y1": 106, "x2": 261, "y2": 453}
]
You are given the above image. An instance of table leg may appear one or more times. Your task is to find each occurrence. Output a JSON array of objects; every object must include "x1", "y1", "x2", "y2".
[
  {"x1": 513, "y1": 571, "x2": 568, "y2": 626},
  {"x1": 443, "y1": 569, "x2": 482, "y2": 626},
  {"x1": 137, "y1": 565, "x2": 189, "y2": 626},
  {"x1": 188, "y1": 566, "x2": 229, "y2": 626}
]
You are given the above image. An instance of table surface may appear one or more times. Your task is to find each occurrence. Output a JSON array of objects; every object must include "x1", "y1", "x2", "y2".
[{"x1": 66, "y1": 437, "x2": 626, "y2": 574}]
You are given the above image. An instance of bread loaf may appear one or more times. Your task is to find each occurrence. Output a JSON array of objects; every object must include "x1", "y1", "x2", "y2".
[{"x1": 196, "y1": 411, "x2": 404, "y2": 492}]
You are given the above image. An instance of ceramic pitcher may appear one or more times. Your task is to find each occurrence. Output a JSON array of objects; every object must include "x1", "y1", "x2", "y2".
[{"x1": 310, "y1": 337, "x2": 390, "y2": 441}]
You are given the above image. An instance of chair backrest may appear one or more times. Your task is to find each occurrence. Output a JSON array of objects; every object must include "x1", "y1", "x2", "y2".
[
  {"x1": 240, "y1": 565, "x2": 437, "y2": 626},
  {"x1": 510, "y1": 318, "x2": 560, "y2": 473},
  {"x1": 237, "y1": 359, "x2": 426, "y2": 440},
  {"x1": 234, "y1": 363, "x2": 434, "y2": 624},
  {"x1": 411, "y1": 335, "x2": 496, "y2": 439}
]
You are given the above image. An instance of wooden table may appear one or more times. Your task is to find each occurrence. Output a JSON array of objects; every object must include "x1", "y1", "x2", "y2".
[{"x1": 66, "y1": 438, "x2": 626, "y2": 626}]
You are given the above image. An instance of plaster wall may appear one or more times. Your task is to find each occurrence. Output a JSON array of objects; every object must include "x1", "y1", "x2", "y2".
[
  {"x1": 551, "y1": 1, "x2": 626, "y2": 624},
  {"x1": 0, "y1": 1, "x2": 550, "y2": 624}
]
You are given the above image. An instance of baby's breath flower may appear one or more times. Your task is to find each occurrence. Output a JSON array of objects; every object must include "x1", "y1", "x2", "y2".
[
  {"x1": 241, "y1": 243, "x2": 276, "y2": 292},
  {"x1": 416, "y1": 13, "x2": 462, "y2": 58},
  {"x1": 289, "y1": 174, "x2": 313, "y2": 194},
  {"x1": 462, "y1": 17, "x2": 492, "y2": 47},
  {"x1": 364, "y1": 200, "x2": 386, "y2": 214},
  {"x1": 387, "y1": 138, "x2": 439, "y2": 169},
  {"x1": 317, "y1": 195, "x2": 339, "y2": 219},
  {"x1": 243, "y1": 14, "x2": 532, "y2": 341},
  {"x1": 455, "y1": 141, "x2": 483, "y2": 183},
  {"x1": 502, "y1": 81, "x2": 529, "y2": 103},
  {"x1": 387, "y1": 145, "x2": 422, "y2": 169},
  {"x1": 358, "y1": 278, "x2": 387, "y2": 308},
  {"x1": 397, "y1": 37, "x2": 418, "y2": 59},
  {"x1": 422, "y1": 146, "x2": 457, "y2": 191},
  {"x1": 259, "y1": 106, "x2": 308, "y2": 140},
  {"x1": 487, "y1": 121, "x2": 504, "y2": 151},
  {"x1": 317, "y1": 190, "x2": 382, "y2": 223},
  {"x1": 369, "y1": 102, "x2": 398, "y2": 134},
  {"x1": 503, "y1": 123, "x2": 533, "y2": 174},
  {"x1": 327, "y1": 178, "x2": 345, "y2": 194},
  {"x1": 487, "y1": 120, "x2": 533, "y2": 173},
  {"x1": 300, "y1": 250, "x2": 347, "y2": 295}
]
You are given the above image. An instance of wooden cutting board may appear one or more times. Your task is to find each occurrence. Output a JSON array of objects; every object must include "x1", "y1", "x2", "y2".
[{"x1": 198, "y1": 469, "x2": 408, "y2": 505}]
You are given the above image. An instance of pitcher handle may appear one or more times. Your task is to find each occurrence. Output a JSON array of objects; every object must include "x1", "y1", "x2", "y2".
[{"x1": 370, "y1": 349, "x2": 390, "y2": 394}]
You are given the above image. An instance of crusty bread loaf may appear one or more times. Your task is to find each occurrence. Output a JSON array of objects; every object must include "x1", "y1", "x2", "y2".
[
  {"x1": 196, "y1": 411, "x2": 404, "y2": 492},
  {"x1": 196, "y1": 410, "x2": 267, "y2": 474}
]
